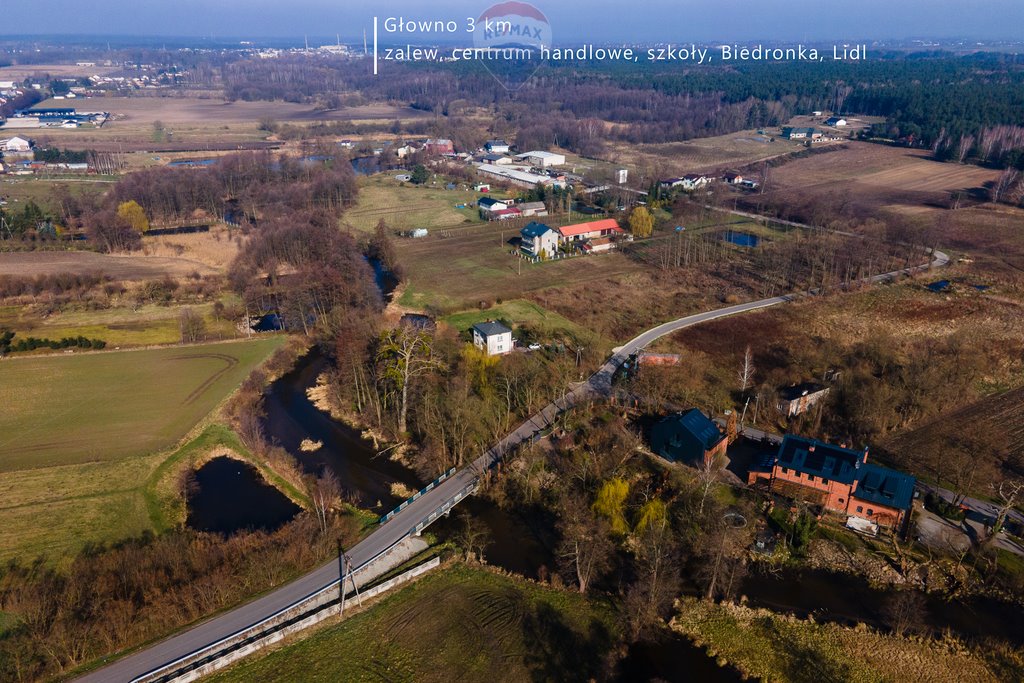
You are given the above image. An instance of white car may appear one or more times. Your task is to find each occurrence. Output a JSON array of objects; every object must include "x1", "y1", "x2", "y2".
[{"x1": 528, "y1": 343, "x2": 542, "y2": 351}]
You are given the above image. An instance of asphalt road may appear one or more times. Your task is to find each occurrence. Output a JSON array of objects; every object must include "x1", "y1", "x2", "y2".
[{"x1": 77, "y1": 241, "x2": 948, "y2": 682}]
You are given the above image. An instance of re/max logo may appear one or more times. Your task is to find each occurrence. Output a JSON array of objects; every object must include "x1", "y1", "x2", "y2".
[{"x1": 482, "y1": 20, "x2": 544, "y2": 41}]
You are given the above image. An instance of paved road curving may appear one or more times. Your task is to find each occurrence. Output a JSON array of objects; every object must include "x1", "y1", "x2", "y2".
[{"x1": 76, "y1": 243, "x2": 948, "y2": 683}]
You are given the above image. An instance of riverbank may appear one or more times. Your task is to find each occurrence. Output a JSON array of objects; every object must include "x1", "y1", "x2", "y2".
[{"x1": 672, "y1": 598, "x2": 1023, "y2": 683}]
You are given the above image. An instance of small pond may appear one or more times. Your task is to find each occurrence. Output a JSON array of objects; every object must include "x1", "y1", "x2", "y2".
[
  {"x1": 721, "y1": 230, "x2": 760, "y2": 247},
  {"x1": 186, "y1": 456, "x2": 300, "y2": 535}
]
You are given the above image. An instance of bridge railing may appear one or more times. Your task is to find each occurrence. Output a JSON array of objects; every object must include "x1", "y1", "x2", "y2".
[{"x1": 379, "y1": 467, "x2": 457, "y2": 525}]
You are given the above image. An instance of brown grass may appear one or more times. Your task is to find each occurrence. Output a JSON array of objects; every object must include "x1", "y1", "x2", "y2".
[
  {"x1": 141, "y1": 225, "x2": 243, "y2": 272},
  {"x1": 756, "y1": 142, "x2": 1000, "y2": 212},
  {"x1": 0, "y1": 250, "x2": 218, "y2": 280}
]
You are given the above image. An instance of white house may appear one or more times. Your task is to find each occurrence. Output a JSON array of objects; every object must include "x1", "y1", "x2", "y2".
[
  {"x1": 825, "y1": 117, "x2": 848, "y2": 127},
  {"x1": 477, "y1": 196, "x2": 510, "y2": 218},
  {"x1": 520, "y1": 221, "x2": 560, "y2": 258},
  {"x1": 472, "y1": 320, "x2": 513, "y2": 356},
  {"x1": 514, "y1": 151, "x2": 565, "y2": 167},
  {"x1": 485, "y1": 139, "x2": 510, "y2": 154}
]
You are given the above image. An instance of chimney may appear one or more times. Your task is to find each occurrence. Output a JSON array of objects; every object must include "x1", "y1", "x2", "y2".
[
  {"x1": 863, "y1": 446, "x2": 869, "y2": 464},
  {"x1": 808, "y1": 445, "x2": 815, "y2": 453}
]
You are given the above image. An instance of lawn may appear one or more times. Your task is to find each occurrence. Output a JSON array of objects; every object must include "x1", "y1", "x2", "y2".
[
  {"x1": 395, "y1": 222, "x2": 646, "y2": 312},
  {"x1": 442, "y1": 299, "x2": 602, "y2": 346},
  {"x1": 672, "y1": 598, "x2": 1020, "y2": 683},
  {"x1": 344, "y1": 176, "x2": 491, "y2": 234},
  {"x1": 0, "y1": 338, "x2": 283, "y2": 563},
  {"x1": 208, "y1": 563, "x2": 617, "y2": 683}
]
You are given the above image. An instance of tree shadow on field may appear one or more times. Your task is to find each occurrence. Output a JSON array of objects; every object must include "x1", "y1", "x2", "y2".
[
  {"x1": 520, "y1": 602, "x2": 613, "y2": 682},
  {"x1": 771, "y1": 622, "x2": 852, "y2": 683}
]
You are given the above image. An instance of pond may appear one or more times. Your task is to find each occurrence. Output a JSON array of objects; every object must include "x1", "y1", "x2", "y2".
[
  {"x1": 720, "y1": 230, "x2": 760, "y2": 247},
  {"x1": 186, "y1": 456, "x2": 300, "y2": 535},
  {"x1": 168, "y1": 158, "x2": 218, "y2": 167}
]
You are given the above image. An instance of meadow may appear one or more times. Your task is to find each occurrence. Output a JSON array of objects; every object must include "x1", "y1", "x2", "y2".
[
  {"x1": 0, "y1": 338, "x2": 283, "y2": 562},
  {"x1": 208, "y1": 563, "x2": 616, "y2": 683},
  {"x1": 672, "y1": 598, "x2": 1020, "y2": 683}
]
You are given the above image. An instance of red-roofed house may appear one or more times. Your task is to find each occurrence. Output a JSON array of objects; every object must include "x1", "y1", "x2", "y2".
[{"x1": 557, "y1": 219, "x2": 624, "y2": 242}]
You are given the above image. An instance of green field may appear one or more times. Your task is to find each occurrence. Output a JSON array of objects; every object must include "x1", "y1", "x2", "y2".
[
  {"x1": 344, "y1": 176, "x2": 491, "y2": 234},
  {"x1": 396, "y1": 223, "x2": 645, "y2": 312},
  {"x1": 0, "y1": 338, "x2": 284, "y2": 562},
  {"x1": 209, "y1": 564, "x2": 616, "y2": 683},
  {"x1": 442, "y1": 299, "x2": 603, "y2": 346}
]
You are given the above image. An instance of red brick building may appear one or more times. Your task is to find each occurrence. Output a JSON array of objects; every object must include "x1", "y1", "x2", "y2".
[{"x1": 748, "y1": 435, "x2": 915, "y2": 532}]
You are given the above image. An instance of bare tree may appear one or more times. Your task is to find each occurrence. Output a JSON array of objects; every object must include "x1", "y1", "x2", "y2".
[
  {"x1": 454, "y1": 510, "x2": 491, "y2": 562},
  {"x1": 992, "y1": 478, "x2": 1024, "y2": 533},
  {"x1": 309, "y1": 469, "x2": 341, "y2": 536},
  {"x1": 376, "y1": 328, "x2": 443, "y2": 435},
  {"x1": 882, "y1": 589, "x2": 927, "y2": 636},
  {"x1": 696, "y1": 452, "x2": 724, "y2": 518},
  {"x1": 178, "y1": 307, "x2": 207, "y2": 344},
  {"x1": 737, "y1": 345, "x2": 755, "y2": 393},
  {"x1": 557, "y1": 494, "x2": 614, "y2": 594}
]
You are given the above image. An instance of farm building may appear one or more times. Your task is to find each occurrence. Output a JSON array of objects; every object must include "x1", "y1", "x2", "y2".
[
  {"x1": 520, "y1": 222, "x2": 559, "y2": 258},
  {"x1": 825, "y1": 117, "x2": 848, "y2": 127},
  {"x1": 777, "y1": 382, "x2": 830, "y2": 417},
  {"x1": 517, "y1": 201, "x2": 548, "y2": 217},
  {"x1": 722, "y1": 171, "x2": 744, "y2": 184},
  {"x1": 747, "y1": 435, "x2": 915, "y2": 533},
  {"x1": 476, "y1": 163, "x2": 565, "y2": 189},
  {"x1": 481, "y1": 153, "x2": 512, "y2": 165},
  {"x1": 649, "y1": 409, "x2": 728, "y2": 467},
  {"x1": 485, "y1": 139, "x2": 510, "y2": 153},
  {"x1": 557, "y1": 218, "x2": 624, "y2": 242},
  {"x1": 424, "y1": 138, "x2": 454, "y2": 155},
  {"x1": 514, "y1": 150, "x2": 565, "y2": 167},
  {"x1": 0, "y1": 136, "x2": 33, "y2": 153},
  {"x1": 582, "y1": 237, "x2": 615, "y2": 253},
  {"x1": 472, "y1": 320, "x2": 513, "y2": 356},
  {"x1": 781, "y1": 127, "x2": 817, "y2": 140},
  {"x1": 492, "y1": 207, "x2": 522, "y2": 221}
]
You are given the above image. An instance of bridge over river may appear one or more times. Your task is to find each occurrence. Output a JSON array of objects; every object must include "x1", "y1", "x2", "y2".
[{"x1": 76, "y1": 245, "x2": 948, "y2": 683}]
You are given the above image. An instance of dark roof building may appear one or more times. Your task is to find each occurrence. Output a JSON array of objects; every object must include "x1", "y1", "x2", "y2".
[
  {"x1": 650, "y1": 409, "x2": 727, "y2": 465},
  {"x1": 472, "y1": 320, "x2": 512, "y2": 338},
  {"x1": 775, "y1": 434, "x2": 863, "y2": 485},
  {"x1": 854, "y1": 463, "x2": 915, "y2": 512}
]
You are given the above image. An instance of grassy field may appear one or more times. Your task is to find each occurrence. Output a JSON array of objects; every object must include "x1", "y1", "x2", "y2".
[
  {"x1": 0, "y1": 338, "x2": 284, "y2": 562},
  {"x1": 0, "y1": 250, "x2": 219, "y2": 280},
  {"x1": 0, "y1": 175, "x2": 114, "y2": 213},
  {"x1": 442, "y1": 298, "x2": 603, "y2": 346},
  {"x1": 755, "y1": 143, "x2": 1001, "y2": 215},
  {"x1": 395, "y1": 220, "x2": 646, "y2": 312},
  {"x1": 672, "y1": 598, "x2": 1020, "y2": 683},
  {"x1": 0, "y1": 337, "x2": 283, "y2": 470},
  {"x1": 0, "y1": 300, "x2": 241, "y2": 348},
  {"x1": 603, "y1": 127, "x2": 810, "y2": 175},
  {"x1": 344, "y1": 176, "x2": 492, "y2": 234},
  {"x1": 208, "y1": 563, "x2": 617, "y2": 683}
]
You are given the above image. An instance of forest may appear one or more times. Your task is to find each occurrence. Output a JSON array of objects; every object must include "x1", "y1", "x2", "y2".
[{"x1": 215, "y1": 51, "x2": 1024, "y2": 167}]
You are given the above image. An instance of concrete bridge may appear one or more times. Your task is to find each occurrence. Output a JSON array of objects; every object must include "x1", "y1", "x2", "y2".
[{"x1": 76, "y1": 242, "x2": 947, "y2": 683}]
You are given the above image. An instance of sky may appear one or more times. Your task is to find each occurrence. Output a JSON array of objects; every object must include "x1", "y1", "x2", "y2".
[{"x1": 1, "y1": 0, "x2": 1023, "y2": 43}]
